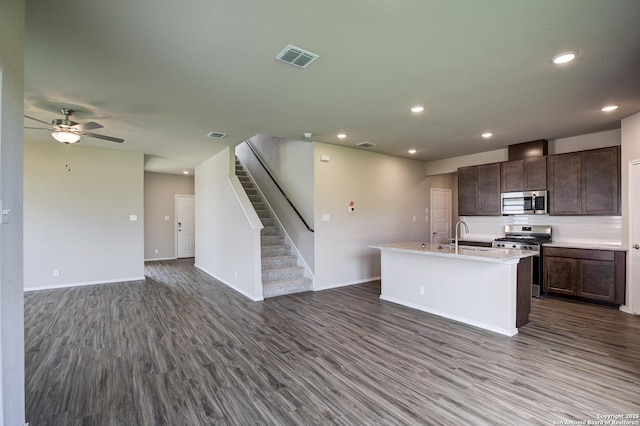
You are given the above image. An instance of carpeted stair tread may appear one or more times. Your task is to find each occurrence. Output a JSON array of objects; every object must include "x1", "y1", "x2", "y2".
[{"x1": 236, "y1": 157, "x2": 312, "y2": 299}]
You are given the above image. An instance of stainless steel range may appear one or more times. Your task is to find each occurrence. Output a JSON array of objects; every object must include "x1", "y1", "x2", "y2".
[{"x1": 492, "y1": 225, "x2": 552, "y2": 297}]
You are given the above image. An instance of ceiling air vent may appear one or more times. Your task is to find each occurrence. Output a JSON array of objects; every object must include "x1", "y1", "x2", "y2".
[
  {"x1": 357, "y1": 141, "x2": 376, "y2": 148},
  {"x1": 207, "y1": 131, "x2": 227, "y2": 139},
  {"x1": 275, "y1": 45, "x2": 319, "y2": 69}
]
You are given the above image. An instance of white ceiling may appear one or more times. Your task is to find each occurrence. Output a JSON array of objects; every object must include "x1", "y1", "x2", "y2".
[{"x1": 24, "y1": 0, "x2": 640, "y2": 174}]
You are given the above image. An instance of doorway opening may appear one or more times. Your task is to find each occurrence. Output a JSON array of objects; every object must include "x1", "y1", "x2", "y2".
[{"x1": 430, "y1": 188, "x2": 451, "y2": 244}]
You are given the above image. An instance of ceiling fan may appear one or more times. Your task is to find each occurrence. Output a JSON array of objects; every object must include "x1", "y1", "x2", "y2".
[{"x1": 24, "y1": 108, "x2": 124, "y2": 144}]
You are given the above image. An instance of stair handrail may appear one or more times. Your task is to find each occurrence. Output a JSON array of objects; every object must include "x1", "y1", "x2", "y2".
[{"x1": 244, "y1": 141, "x2": 314, "y2": 233}]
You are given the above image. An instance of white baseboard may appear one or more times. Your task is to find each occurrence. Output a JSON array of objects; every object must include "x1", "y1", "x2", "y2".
[
  {"x1": 619, "y1": 305, "x2": 638, "y2": 315},
  {"x1": 24, "y1": 276, "x2": 146, "y2": 292},
  {"x1": 314, "y1": 276, "x2": 380, "y2": 291},
  {"x1": 144, "y1": 256, "x2": 177, "y2": 262},
  {"x1": 194, "y1": 263, "x2": 264, "y2": 301}
]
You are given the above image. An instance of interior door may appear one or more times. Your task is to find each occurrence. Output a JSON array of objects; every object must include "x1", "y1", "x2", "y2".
[
  {"x1": 430, "y1": 188, "x2": 451, "y2": 243},
  {"x1": 629, "y1": 161, "x2": 640, "y2": 313},
  {"x1": 176, "y1": 195, "x2": 195, "y2": 258}
]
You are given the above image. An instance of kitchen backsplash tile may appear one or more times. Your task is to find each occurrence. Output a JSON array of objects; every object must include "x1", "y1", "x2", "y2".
[{"x1": 460, "y1": 215, "x2": 622, "y2": 244}]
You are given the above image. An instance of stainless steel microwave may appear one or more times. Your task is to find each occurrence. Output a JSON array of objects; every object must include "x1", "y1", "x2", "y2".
[{"x1": 501, "y1": 190, "x2": 548, "y2": 215}]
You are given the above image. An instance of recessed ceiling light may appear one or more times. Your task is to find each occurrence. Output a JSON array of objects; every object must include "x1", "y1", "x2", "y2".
[
  {"x1": 481, "y1": 132, "x2": 493, "y2": 139},
  {"x1": 337, "y1": 133, "x2": 347, "y2": 139},
  {"x1": 408, "y1": 149, "x2": 417, "y2": 154},
  {"x1": 551, "y1": 51, "x2": 578, "y2": 64},
  {"x1": 410, "y1": 106, "x2": 424, "y2": 113},
  {"x1": 601, "y1": 105, "x2": 619, "y2": 112}
]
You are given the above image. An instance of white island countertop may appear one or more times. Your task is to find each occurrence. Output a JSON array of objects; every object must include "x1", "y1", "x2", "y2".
[{"x1": 369, "y1": 242, "x2": 536, "y2": 264}]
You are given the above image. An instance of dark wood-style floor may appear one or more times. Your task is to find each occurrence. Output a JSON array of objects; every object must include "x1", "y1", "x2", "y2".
[{"x1": 25, "y1": 259, "x2": 640, "y2": 425}]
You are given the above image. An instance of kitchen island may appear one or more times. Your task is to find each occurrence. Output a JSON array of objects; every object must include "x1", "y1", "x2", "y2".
[{"x1": 370, "y1": 242, "x2": 535, "y2": 336}]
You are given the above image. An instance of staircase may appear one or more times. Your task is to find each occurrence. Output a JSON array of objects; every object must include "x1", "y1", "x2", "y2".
[{"x1": 235, "y1": 159, "x2": 313, "y2": 298}]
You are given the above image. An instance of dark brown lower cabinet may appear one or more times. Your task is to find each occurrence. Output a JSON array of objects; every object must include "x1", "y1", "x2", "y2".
[{"x1": 543, "y1": 247, "x2": 626, "y2": 305}]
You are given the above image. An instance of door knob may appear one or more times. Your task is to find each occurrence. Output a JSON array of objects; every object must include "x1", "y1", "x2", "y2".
[{"x1": 634, "y1": 244, "x2": 640, "y2": 249}]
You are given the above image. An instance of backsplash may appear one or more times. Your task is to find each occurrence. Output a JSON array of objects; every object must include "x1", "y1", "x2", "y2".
[{"x1": 461, "y1": 215, "x2": 622, "y2": 245}]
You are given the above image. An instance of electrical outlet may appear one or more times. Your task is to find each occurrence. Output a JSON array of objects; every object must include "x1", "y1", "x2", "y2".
[
  {"x1": 412, "y1": 216, "x2": 416, "y2": 222},
  {"x1": 154, "y1": 249, "x2": 159, "y2": 254},
  {"x1": 53, "y1": 269, "x2": 60, "y2": 277},
  {"x1": 419, "y1": 286, "x2": 425, "y2": 295},
  {"x1": 586, "y1": 233, "x2": 597, "y2": 239}
]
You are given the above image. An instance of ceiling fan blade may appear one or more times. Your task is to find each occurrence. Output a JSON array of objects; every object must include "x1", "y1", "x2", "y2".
[
  {"x1": 72, "y1": 121, "x2": 103, "y2": 131},
  {"x1": 77, "y1": 131, "x2": 124, "y2": 143},
  {"x1": 24, "y1": 126, "x2": 53, "y2": 130},
  {"x1": 24, "y1": 115, "x2": 52, "y2": 126}
]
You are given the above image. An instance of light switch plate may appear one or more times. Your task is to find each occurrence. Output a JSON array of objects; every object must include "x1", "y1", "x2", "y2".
[
  {"x1": 129, "y1": 215, "x2": 138, "y2": 221},
  {"x1": 164, "y1": 216, "x2": 170, "y2": 221},
  {"x1": 322, "y1": 214, "x2": 331, "y2": 221}
]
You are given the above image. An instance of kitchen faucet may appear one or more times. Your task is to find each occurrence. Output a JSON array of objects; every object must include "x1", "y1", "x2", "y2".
[{"x1": 454, "y1": 220, "x2": 470, "y2": 252}]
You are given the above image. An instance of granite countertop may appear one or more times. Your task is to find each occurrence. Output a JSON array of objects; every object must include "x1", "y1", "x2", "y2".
[
  {"x1": 543, "y1": 242, "x2": 627, "y2": 251},
  {"x1": 369, "y1": 241, "x2": 535, "y2": 264}
]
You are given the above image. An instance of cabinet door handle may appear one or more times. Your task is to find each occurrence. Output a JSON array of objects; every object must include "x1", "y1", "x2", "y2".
[{"x1": 634, "y1": 244, "x2": 640, "y2": 250}]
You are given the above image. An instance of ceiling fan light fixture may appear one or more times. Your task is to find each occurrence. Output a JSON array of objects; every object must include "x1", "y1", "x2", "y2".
[{"x1": 51, "y1": 130, "x2": 81, "y2": 144}]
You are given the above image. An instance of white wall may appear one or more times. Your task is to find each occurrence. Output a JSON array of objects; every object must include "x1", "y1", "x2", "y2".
[
  {"x1": 195, "y1": 147, "x2": 264, "y2": 301},
  {"x1": 314, "y1": 143, "x2": 431, "y2": 289},
  {"x1": 24, "y1": 142, "x2": 145, "y2": 290},
  {"x1": 0, "y1": 0, "x2": 25, "y2": 422},
  {"x1": 236, "y1": 140, "x2": 315, "y2": 272},
  {"x1": 144, "y1": 172, "x2": 194, "y2": 260},
  {"x1": 621, "y1": 112, "x2": 640, "y2": 314}
]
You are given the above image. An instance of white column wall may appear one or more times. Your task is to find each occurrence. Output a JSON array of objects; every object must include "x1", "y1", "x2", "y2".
[
  {"x1": 0, "y1": 0, "x2": 25, "y2": 422},
  {"x1": 195, "y1": 147, "x2": 264, "y2": 301},
  {"x1": 622, "y1": 112, "x2": 640, "y2": 314}
]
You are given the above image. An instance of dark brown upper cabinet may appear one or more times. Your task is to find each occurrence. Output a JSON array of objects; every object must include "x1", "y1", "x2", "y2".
[
  {"x1": 548, "y1": 146, "x2": 620, "y2": 216},
  {"x1": 458, "y1": 163, "x2": 501, "y2": 216},
  {"x1": 501, "y1": 157, "x2": 547, "y2": 192},
  {"x1": 582, "y1": 147, "x2": 620, "y2": 215}
]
